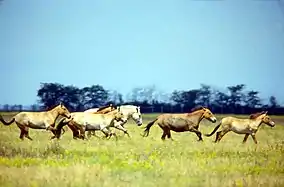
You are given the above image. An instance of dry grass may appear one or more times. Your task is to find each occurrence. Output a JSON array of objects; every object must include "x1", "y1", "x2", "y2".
[{"x1": 0, "y1": 113, "x2": 284, "y2": 187}]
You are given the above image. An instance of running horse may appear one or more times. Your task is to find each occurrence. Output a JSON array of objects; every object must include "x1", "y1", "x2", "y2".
[
  {"x1": 85, "y1": 105, "x2": 143, "y2": 138},
  {"x1": 61, "y1": 104, "x2": 116, "y2": 137},
  {"x1": 205, "y1": 111, "x2": 275, "y2": 144},
  {"x1": 142, "y1": 106, "x2": 217, "y2": 141},
  {"x1": 52, "y1": 107, "x2": 127, "y2": 140},
  {"x1": 0, "y1": 103, "x2": 72, "y2": 141}
]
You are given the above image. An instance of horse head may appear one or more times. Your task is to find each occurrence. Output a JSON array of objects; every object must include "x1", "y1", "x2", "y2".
[
  {"x1": 251, "y1": 111, "x2": 275, "y2": 127},
  {"x1": 115, "y1": 106, "x2": 128, "y2": 123},
  {"x1": 191, "y1": 106, "x2": 217, "y2": 123},
  {"x1": 57, "y1": 102, "x2": 72, "y2": 119},
  {"x1": 129, "y1": 106, "x2": 143, "y2": 126}
]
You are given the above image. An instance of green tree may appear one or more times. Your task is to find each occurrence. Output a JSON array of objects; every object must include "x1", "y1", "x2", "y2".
[
  {"x1": 269, "y1": 96, "x2": 279, "y2": 108},
  {"x1": 37, "y1": 83, "x2": 65, "y2": 108},
  {"x1": 196, "y1": 84, "x2": 212, "y2": 107},
  {"x1": 171, "y1": 89, "x2": 199, "y2": 110},
  {"x1": 80, "y1": 85, "x2": 109, "y2": 108},
  {"x1": 227, "y1": 84, "x2": 246, "y2": 110},
  {"x1": 245, "y1": 90, "x2": 262, "y2": 108}
]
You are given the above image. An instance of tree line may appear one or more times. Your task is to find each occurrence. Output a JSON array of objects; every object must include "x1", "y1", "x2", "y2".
[
  {"x1": 1, "y1": 82, "x2": 282, "y2": 114},
  {"x1": 25, "y1": 82, "x2": 280, "y2": 115}
]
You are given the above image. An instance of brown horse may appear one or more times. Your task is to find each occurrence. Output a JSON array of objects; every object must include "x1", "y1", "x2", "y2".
[
  {"x1": 205, "y1": 111, "x2": 275, "y2": 144},
  {"x1": 142, "y1": 106, "x2": 217, "y2": 141},
  {"x1": 0, "y1": 103, "x2": 72, "y2": 140}
]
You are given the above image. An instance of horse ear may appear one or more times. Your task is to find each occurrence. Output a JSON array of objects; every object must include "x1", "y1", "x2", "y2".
[
  {"x1": 60, "y1": 102, "x2": 62, "y2": 106},
  {"x1": 264, "y1": 111, "x2": 268, "y2": 114},
  {"x1": 118, "y1": 106, "x2": 120, "y2": 112}
]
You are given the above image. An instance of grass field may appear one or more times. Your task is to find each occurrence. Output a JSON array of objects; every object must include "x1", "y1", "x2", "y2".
[{"x1": 0, "y1": 113, "x2": 284, "y2": 187}]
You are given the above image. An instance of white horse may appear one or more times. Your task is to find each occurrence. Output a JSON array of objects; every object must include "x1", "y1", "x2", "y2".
[{"x1": 84, "y1": 105, "x2": 143, "y2": 137}]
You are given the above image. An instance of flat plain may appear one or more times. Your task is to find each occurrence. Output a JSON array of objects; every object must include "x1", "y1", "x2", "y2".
[{"x1": 0, "y1": 113, "x2": 284, "y2": 187}]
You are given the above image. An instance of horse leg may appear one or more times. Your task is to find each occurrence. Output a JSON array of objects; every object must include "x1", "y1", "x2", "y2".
[
  {"x1": 242, "y1": 134, "x2": 249, "y2": 144},
  {"x1": 214, "y1": 131, "x2": 221, "y2": 143},
  {"x1": 101, "y1": 130, "x2": 110, "y2": 139},
  {"x1": 114, "y1": 124, "x2": 130, "y2": 138},
  {"x1": 50, "y1": 135, "x2": 56, "y2": 140},
  {"x1": 106, "y1": 127, "x2": 118, "y2": 140},
  {"x1": 215, "y1": 130, "x2": 229, "y2": 143},
  {"x1": 100, "y1": 127, "x2": 112, "y2": 139},
  {"x1": 46, "y1": 123, "x2": 56, "y2": 132},
  {"x1": 61, "y1": 126, "x2": 66, "y2": 135},
  {"x1": 110, "y1": 130, "x2": 118, "y2": 141},
  {"x1": 250, "y1": 133, "x2": 258, "y2": 144},
  {"x1": 19, "y1": 129, "x2": 25, "y2": 140},
  {"x1": 166, "y1": 130, "x2": 174, "y2": 141},
  {"x1": 87, "y1": 131, "x2": 93, "y2": 139},
  {"x1": 16, "y1": 123, "x2": 29, "y2": 141},
  {"x1": 160, "y1": 126, "x2": 171, "y2": 141},
  {"x1": 67, "y1": 123, "x2": 81, "y2": 140},
  {"x1": 24, "y1": 127, "x2": 33, "y2": 141},
  {"x1": 87, "y1": 130, "x2": 99, "y2": 138},
  {"x1": 158, "y1": 124, "x2": 168, "y2": 141},
  {"x1": 189, "y1": 128, "x2": 203, "y2": 141},
  {"x1": 161, "y1": 130, "x2": 167, "y2": 141},
  {"x1": 92, "y1": 131, "x2": 101, "y2": 138},
  {"x1": 49, "y1": 128, "x2": 58, "y2": 140},
  {"x1": 78, "y1": 126, "x2": 87, "y2": 140}
]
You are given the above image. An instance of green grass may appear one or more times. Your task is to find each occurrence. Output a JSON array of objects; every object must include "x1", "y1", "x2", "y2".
[{"x1": 0, "y1": 113, "x2": 284, "y2": 187}]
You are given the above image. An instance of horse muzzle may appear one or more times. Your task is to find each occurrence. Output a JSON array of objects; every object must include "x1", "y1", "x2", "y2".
[
  {"x1": 210, "y1": 117, "x2": 217, "y2": 123},
  {"x1": 135, "y1": 119, "x2": 143, "y2": 126},
  {"x1": 270, "y1": 121, "x2": 275, "y2": 127},
  {"x1": 66, "y1": 114, "x2": 72, "y2": 119}
]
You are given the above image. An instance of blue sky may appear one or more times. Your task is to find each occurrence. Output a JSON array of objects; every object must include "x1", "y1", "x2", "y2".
[{"x1": 0, "y1": 0, "x2": 283, "y2": 105}]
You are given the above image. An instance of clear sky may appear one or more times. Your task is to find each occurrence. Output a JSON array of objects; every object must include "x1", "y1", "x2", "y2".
[{"x1": 0, "y1": 0, "x2": 283, "y2": 105}]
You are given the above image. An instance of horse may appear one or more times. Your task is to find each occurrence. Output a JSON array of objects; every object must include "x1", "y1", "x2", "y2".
[
  {"x1": 85, "y1": 105, "x2": 143, "y2": 138},
  {"x1": 142, "y1": 106, "x2": 217, "y2": 141},
  {"x1": 84, "y1": 104, "x2": 116, "y2": 114},
  {"x1": 60, "y1": 104, "x2": 116, "y2": 135},
  {"x1": 204, "y1": 111, "x2": 275, "y2": 144},
  {"x1": 0, "y1": 103, "x2": 72, "y2": 141},
  {"x1": 52, "y1": 108, "x2": 127, "y2": 140}
]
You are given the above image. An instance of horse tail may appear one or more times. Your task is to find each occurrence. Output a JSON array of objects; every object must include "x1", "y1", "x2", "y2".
[
  {"x1": 0, "y1": 115, "x2": 15, "y2": 126},
  {"x1": 142, "y1": 119, "x2": 158, "y2": 137},
  {"x1": 204, "y1": 123, "x2": 221, "y2": 137}
]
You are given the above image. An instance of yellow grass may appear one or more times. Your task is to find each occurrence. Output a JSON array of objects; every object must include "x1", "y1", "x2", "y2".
[{"x1": 0, "y1": 113, "x2": 284, "y2": 187}]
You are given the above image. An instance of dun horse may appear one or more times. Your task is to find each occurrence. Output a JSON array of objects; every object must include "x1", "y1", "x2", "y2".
[
  {"x1": 142, "y1": 106, "x2": 217, "y2": 141},
  {"x1": 61, "y1": 104, "x2": 116, "y2": 136},
  {"x1": 53, "y1": 108, "x2": 127, "y2": 140},
  {"x1": 0, "y1": 103, "x2": 71, "y2": 140},
  {"x1": 86, "y1": 105, "x2": 143, "y2": 138},
  {"x1": 205, "y1": 111, "x2": 275, "y2": 144}
]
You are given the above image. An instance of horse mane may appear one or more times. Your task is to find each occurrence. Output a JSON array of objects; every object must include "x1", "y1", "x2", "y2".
[
  {"x1": 190, "y1": 106, "x2": 205, "y2": 112},
  {"x1": 249, "y1": 111, "x2": 266, "y2": 119},
  {"x1": 96, "y1": 104, "x2": 113, "y2": 112}
]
